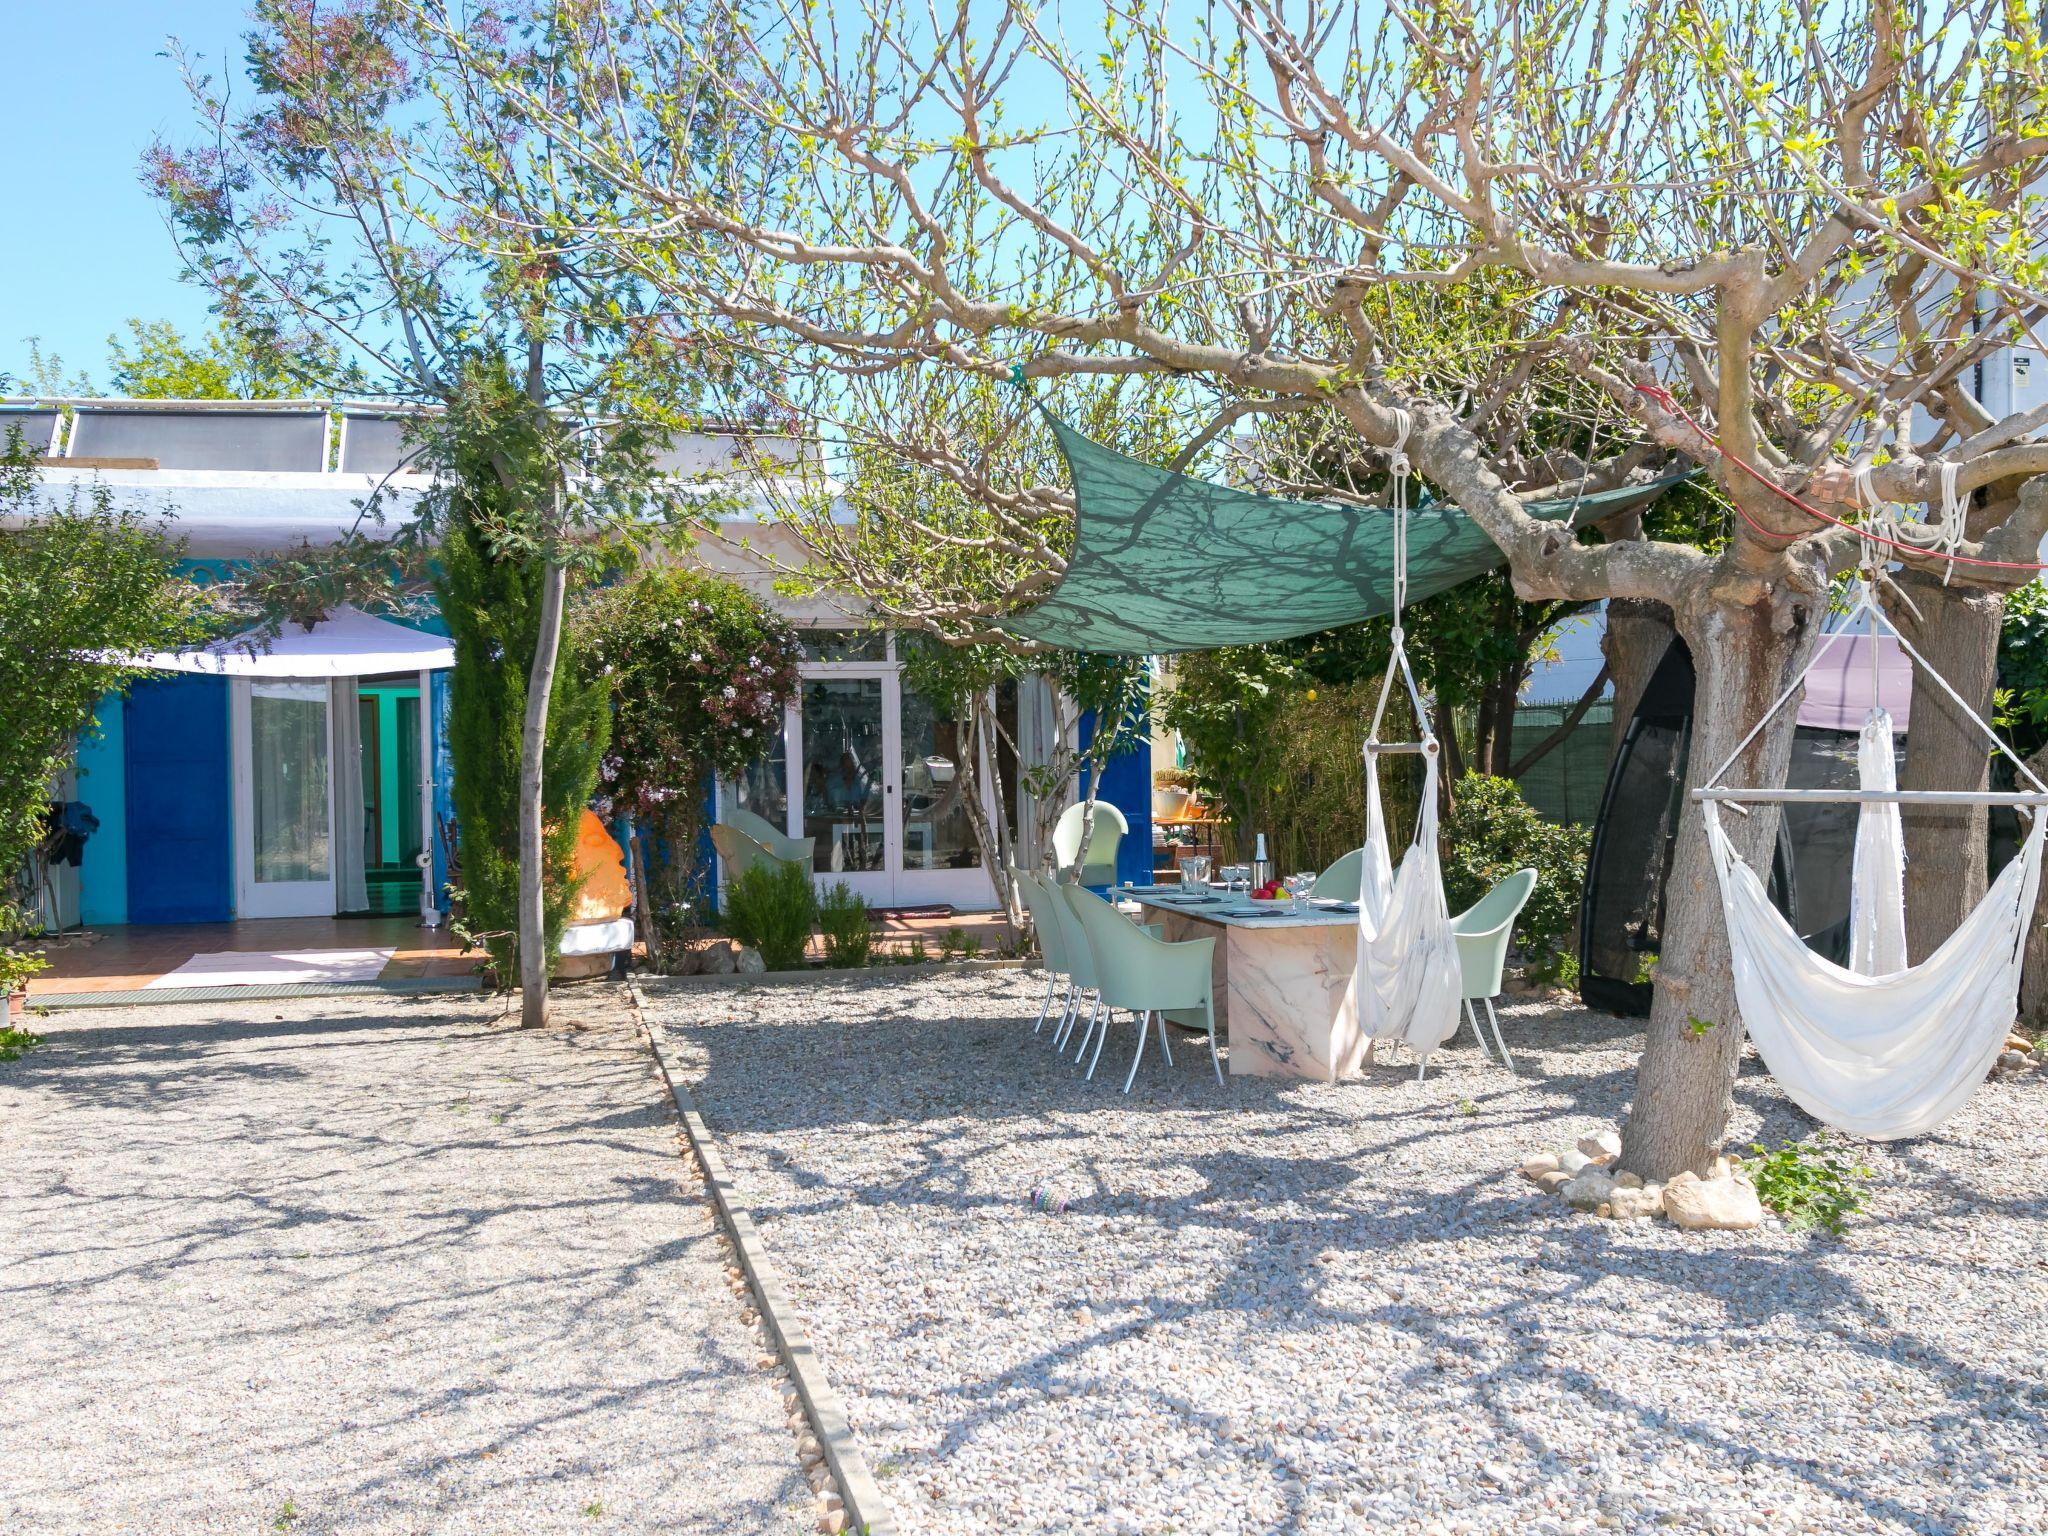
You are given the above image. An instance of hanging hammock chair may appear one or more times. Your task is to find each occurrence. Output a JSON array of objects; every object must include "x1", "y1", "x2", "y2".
[
  {"x1": 1695, "y1": 579, "x2": 2048, "y2": 1140},
  {"x1": 1355, "y1": 414, "x2": 1463, "y2": 1065}
]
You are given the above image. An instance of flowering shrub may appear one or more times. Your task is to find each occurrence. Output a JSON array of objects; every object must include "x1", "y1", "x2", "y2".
[
  {"x1": 575, "y1": 567, "x2": 803, "y2": 965},
  {"x1": 577, "y1": 567, "x2": 803, "y2": 817}
]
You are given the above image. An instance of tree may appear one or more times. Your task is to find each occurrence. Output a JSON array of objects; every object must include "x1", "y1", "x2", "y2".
[
  {"x1": 149, "y1": 1, "x2": 720, "y2": 1025},
  {"x1": 897, "y1": 635, "x2": 1148, "y2": 920},
  {"x1": 573, "y1": 563, "x2": 804, "y2": 965},
  {"x1": 435, "y1": 363, "x2": 612, "y2": 986},
  {"x1": 468, "y1": 0, "x2": 2048, "y2": 1176},
  {"x1": 0, "y1": 436, "x2": 202, "y2": 921},
  {"x1": 105, "y1": 318, "x2": 341, "y2": 401}
]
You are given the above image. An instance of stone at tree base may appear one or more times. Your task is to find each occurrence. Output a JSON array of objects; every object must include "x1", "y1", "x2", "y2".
[
  {"x1": 2007, "y1": 1033, "x2": 2032, "y2": 1053},
  {"x1": 702, "y1": 942, "x2": 738, "y2": 977},
  {"x1": 1535, "y1": 1170, "x2": 1572, "y2": 1195},
  {"x1": 1521, "y1": 1152, "x2": 1562, "y2": 1181},
  {"x1": 1561, "y1": 1169, "x2": 1616, "y2": 1212},
  {"x1": 1996, "y1": 1050, "x2": 2028, "y2": 1073},
  {"x1": 1662, "y1": 1170, "x2": 1763, "y2": 1231},
  {"x1": 1607, "y1": 1185, "x2": 1663, "y2": 1220},
  {"x1": 1559, "y1": 1147, "x2": 1593, "y2": 1177},
  {"x1": 1577, "y1": 1128, "x2": 1623, "y2": 1164},
  {"x1": 736, "y1": 947, "x2": 767, "y2": 975},
  {"x1": 1614, "y1": 1171, "x2": 1645, "y2": 1190}
]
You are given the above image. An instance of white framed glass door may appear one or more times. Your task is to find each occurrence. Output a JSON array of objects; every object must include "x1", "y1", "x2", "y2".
[
  {"x1": 727, "y1": 632, "x2": 1002, "y2": 910},
  {"x1": 232, "y1": 679, "x2": 337, "y2": 918}
]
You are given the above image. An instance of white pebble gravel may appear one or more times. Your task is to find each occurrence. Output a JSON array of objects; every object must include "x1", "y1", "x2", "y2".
[
  {"x1": 645, "y1": 970, "x2": 2048, "y2": 1536},
  {"x1": 0, "y1": 988, "x2": 811, "y2": 1534}
]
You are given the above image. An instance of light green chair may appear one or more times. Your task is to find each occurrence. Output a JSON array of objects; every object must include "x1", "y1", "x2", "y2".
[
  {"x1": 1040, "y1": 873, "x2": 1103, "y2": 1053},
  {"x1": 1448, "y1": 867, "x2": 1538, "y2": 1074},
  {"x1": 1310, "y1": 847, "x2": 1365, "y2": 902},
  {"x1": 1062, "y1": 884, "x2": 1220, "y2": 1091},
  {"x1": 1051, "y1": 800, "x2": 1127, "y2": 887},
  {"x1": 709, "y1": 822, "x2": 783, "y2": 883},
  {"x1": 721, "y1": 805, "x2": 814, "y2": 876},
  {"x1": 1010, "y1": 866, "x2": 1076, "y2": 1036}
]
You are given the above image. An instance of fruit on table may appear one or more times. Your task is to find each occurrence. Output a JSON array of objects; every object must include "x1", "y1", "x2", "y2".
[{"x1": 1253, "y1": 880, "x2": 1287, "y2": 900}]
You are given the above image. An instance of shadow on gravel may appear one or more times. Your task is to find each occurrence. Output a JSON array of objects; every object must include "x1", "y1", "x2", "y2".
[{"x1": 664, "y1": 970, "x2": 2046, "y2": 1534}]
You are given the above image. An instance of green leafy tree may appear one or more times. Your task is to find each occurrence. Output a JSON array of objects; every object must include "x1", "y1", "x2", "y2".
[
  {"x1": 1439, "y1": 775, "x2": 1591, "y2": 983},
  {"x1": 435, "y1": 367, "x2": 610, "y2": 987},
  {"x1": 105, "y1": 318, "x2": 341, "y2": 401},
  {"x1": 574, "y1": 565, "x2": 804, "y2": 964},
  {"x1": 0, "y1": 436, "x2": 202, "y2": 923},
  {"x1": 149, "y1": 1, "x2": 739, "y2": 1024}
]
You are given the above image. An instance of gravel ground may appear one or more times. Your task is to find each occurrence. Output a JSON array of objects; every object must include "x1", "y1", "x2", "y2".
[
  {"x1": 0, "y1": 987, "x2": 810, "y2": 1536},
  {"x1": 645, "y1": 969, "x2": 2048, "y2": 1536}
]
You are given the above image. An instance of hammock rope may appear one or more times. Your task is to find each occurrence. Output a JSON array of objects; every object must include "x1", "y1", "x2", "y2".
[{"x1": 1355, "y1": 408, "x2": 1463, "y2": 1066}]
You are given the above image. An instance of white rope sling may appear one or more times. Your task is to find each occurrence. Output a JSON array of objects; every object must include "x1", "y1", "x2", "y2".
[
  {"x1": 1696, "y1": 577, "x2": 2048, "y2": 1140},
  {"x1": 1355, "y1": 410, "x2": 1463, "y2": 1062}
]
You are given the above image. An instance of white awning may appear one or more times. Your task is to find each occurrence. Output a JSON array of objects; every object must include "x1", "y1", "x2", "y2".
[{"x1": 130, "y1": 604, "x2": 455, "y2": 678}]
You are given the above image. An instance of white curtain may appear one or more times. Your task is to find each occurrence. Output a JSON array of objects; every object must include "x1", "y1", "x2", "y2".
[
  {"x1": 1848, "y1": 710, "x2": 1907, "y2": 976},
  {"x1": 1355, "y1": 746, "x2": 1463, "y2": 1057},
  {"x1": 331, "y1": 678, "x2": 369, "y2": 913}
]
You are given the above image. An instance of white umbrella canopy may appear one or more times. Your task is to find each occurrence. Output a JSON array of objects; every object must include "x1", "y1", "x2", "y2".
[{"x1": 126, "y1": 603, "x2": 454, "y2": 678}]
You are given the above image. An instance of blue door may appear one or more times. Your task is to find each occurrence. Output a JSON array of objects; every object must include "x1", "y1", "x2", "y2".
[{"x1": 125, "y1": 676, "x2": 232, "y2": 923}]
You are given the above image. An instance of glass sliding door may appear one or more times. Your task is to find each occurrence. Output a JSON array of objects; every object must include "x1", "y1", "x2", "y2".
[
  {"x1": 720, "y1": 636, "x2": 1007, "y2": 911},
  {"x1": 799, "y1": 676, "x2": 890, "y2": 889},
  {"x1": 898, "y1": 685, "x2": 979, "y2": 874},
  {"x1": 233, "y1": 679, "x2": 337, "y2": 917}
]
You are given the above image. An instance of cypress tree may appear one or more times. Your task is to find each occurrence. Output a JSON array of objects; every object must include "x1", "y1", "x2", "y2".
[{"x1": 432, "y1": 374, "x2": 609, "y2": 986}]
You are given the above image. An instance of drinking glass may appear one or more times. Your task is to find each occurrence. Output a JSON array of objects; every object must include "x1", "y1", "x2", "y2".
[{"x1": 1181, "y1": 854, "x2": 1211, "y2": 889}]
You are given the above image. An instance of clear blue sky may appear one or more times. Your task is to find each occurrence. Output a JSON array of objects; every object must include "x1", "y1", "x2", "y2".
[{"x1": 2, "y1": 2, "x2": 258, "y2": 391}]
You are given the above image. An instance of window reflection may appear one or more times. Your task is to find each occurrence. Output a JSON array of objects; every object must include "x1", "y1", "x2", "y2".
[
  {"x1": 900, "y1": 686, "x2": 981, "y2": 870},
  {"x1": 801, "y1": 678, "x2": 885, "y2": 871}
]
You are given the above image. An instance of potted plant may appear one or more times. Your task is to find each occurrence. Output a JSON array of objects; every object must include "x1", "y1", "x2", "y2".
[
  {"x1": 1153, "y1": 766, "x2": 1196, "y2": 820},
  {"x1": 0, "y1": 945, "x2": 46, "y2": 1035}
]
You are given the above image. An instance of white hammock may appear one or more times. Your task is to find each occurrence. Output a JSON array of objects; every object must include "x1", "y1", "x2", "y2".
[
  {"x1": 1699, "y1": 583, "x2": 2048, "y2": 1140},
  {"x1": 1356, "y1": 736, "x2": 1463, "y2": 1057},
  {"x1": 1352, "y1": 407, "x2": 1462, "y2": 1061}
]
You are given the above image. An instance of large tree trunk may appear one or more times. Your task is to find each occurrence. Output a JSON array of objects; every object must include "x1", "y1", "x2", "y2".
[
  {"x1": 2019, "y1": 742, "x2": 2048, "y2": 1029},
  {"x1": 518, "y1": 558, "x2": 567, "y2": 1028},
  {"x1": 1620, "y1": 570, "x2": 1818, "y2": 1181},
  {"x1": 1888, "y1": 570, "x2": 2001, "y2": 962},
  {"x1": 1604, "y1": 598, "x2": 1677, "y2": 755}
]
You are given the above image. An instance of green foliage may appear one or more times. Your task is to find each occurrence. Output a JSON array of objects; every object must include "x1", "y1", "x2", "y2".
[
  {"x1": 1161, "y1": 661, "x2": 1423, "y2": 872},
  {"x1": 434, "y1": 370, "x2": 610, "y2": 987},
  {"x1": 1686, "y1": 1014, "x2": 1717, "y2": 1037},
  {"x1": 1740, "y1": 1137, "x2": 1872, "y2": 1236},
  {"x1": 721, "y1": 861, "x2": 816, "y2": 970},
  {"x1": 0, "y1": 1024, "x2": 43, "y2": 1063},
  {"x1": 576, "y1": 565, "x2": 803, "y2": 963},
  {"x1": 0, "y1": 437, "x2": 203, "y2": 912},
  {"x1": 578, "y1": 566, "x2": 804, "y2": 809},
  {"x1": 105, "y1": 318, "x2": 339, "y2": 401},
  {"x1": 1439, "y1": 774, "x2": 1590, "y2": 981},
  {"x1": 817, "y1": 882, "x2": 874, "y2": 968},
  {"x1": 1996, "y1": 580, "x2": 2048, "y2": 761}
]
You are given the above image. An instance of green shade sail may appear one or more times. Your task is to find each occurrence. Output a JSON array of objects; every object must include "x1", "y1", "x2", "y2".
[{"x1": 1001, "y1": 408, "x2": 1682, "y2": 654}]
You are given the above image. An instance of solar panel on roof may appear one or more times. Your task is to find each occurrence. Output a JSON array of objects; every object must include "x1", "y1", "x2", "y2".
[
  {"x1": 67, "y1": 408, "x2": 328, "y2": 471},
  {"x1": 0, "y1": 409, "x2": 62, "y2": 457},
  {"x1": 338, "y1": 413, "x2": 424, "y2": 476}
]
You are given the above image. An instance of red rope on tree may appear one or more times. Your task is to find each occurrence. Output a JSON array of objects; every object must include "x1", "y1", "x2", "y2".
[{"x1": 1632, "y1": 382, "x2": 2048, "y2": 573}]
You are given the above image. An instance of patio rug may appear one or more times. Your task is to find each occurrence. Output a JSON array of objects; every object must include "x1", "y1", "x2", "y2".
[{"x1": 143, "y1": 949, "x2": 396, "y2": 989}]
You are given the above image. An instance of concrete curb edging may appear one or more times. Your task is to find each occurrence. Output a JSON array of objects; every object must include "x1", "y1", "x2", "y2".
[
  {"x1": 628, "y1": 983, "x2": 897, "y2": 1536},
  {"x1": 638, "y1": 956, "x2": 1029, "y2": 991}
]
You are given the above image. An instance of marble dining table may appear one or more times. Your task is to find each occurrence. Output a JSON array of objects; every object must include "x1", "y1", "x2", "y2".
[{"x1": 1123, "y1": 886, "x2": 1366, "y2": 1081}]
